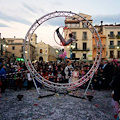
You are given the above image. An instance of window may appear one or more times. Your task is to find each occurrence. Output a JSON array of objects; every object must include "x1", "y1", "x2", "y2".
[
  {"x1": 118, "y1": 31, "x2": 120, "y2": 35},
  {"x1": 110, "y1": 41, "x2": 114, "y2": 45},
  {"x1": 83, "y1": 43, "x2": 87, "y2": 50},
  {"x1": 110, "y1": 31, "x2": 114, "y2": 35},
  {"x1": 21, "y1": 54, "x2": 23, "y2": 58},
  {"x1": 83, "y1": 32, "x2": 87, "y2": 40},
  {"x1": 75, "y1": 43, "x2": 77, "y2": 49},
  {"x1": 83, "y1": 53, "x2": 86, "y2": 59},
  {"x1": 21, "y1": 46, "x2": 23, "y2": 51},
  {"x1": 72, "y1": 32, "x2": 76, "y2": 39},
  {"x1": 117, "y1": 51, "x2": 120, "y2": 58},
  {"x1": 72, "y1": 53, "x2": 76, "y2": 59},
  {"x1": 45, "y1": 50, "x2": 47, "y2": 54},
  {"x1": 109, "y1": 31, "x2": 115, "y2": 39},
  {"x1": 12, "y1": 46, "x2": 15, "y2": 50},
  {"x1": 12, "y1": 54, "x2": 15, "y2": 57},
  {"x1": 40, "y1": 49, "x2": 42, "y2": 53},
  {"x1": 82, "y1": 23, "x2": 87, "y2": 28},
  {"x1": 118, "y1": 41, "x2": 120, "y2": 46},
  {"x1": 110, "y1": 51, "x2": 114, "y2": 58}
]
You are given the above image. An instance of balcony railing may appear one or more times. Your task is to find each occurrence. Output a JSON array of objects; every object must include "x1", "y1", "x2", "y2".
[
  {"x1": 116, "y1": 35, "x2": 120, "y2": 39},
  {"x1": 82, "y1": 36, "x2": 87, "y2": 40},
  {"x1": 109, "y1": 45, "x2": 115, "y2": 49},
  {"x1": 70, "y1": 48, "x2": 90, "y2": 51},
  {"x1": 109, "y1": 55, "x2": 115, "y2": 58},
  {"x1": 108, "y1": 34, "x2": 115, "y2": 39},
  {"x1": 83, "y1": 48, "x2": 90, "y2": 51}
]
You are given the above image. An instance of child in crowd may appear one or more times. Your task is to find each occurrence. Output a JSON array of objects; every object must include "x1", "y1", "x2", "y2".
[
  {"x1": 57, "y1": 70, "x2": 63, "y2": 83},
  {"x1": 48, "y1": 71, "x2": 54, "y2": 82}
]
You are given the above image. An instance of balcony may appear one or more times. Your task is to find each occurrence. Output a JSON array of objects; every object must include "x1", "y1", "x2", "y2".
[
  {"x1": 82, "y1": 36, "x2": 88, "y2": 40},
  {"x1": 109, "y1": 55, "x2": 115, "y2": 59},
  {"x1": 82, "y1": 48, "x2": 90, "y2": 51},
  {"x1": 109, "y1": 45, "x2": 115, "y2": 49},
  {"x1": 108, "y1": 34, "x2": 115, "y2": 39},
  {"x1": 93, "y1": 44, "x2": 106, "y2": 49},
  {"x1": 117, "y1": 56, "x2": 120, "y2": 59},
  {"x1": 69, "y1": 48, "x2": 90, "y2": 51},
  {"x1": 19, "y1": 49, "x2": 23, "y2": 52},
  {"x1": 116, "y1": 35, "x2": 120, "y2": 39}
]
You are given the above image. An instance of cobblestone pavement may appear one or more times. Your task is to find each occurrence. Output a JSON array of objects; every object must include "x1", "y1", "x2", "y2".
[{"x1": 0, "y1": 88, "x2": 115, "y2": 120}]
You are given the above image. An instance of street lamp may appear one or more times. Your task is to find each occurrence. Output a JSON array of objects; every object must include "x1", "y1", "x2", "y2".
[
  {"x1": 3, "y1": 44, "x2": 6, "y2": 47},
  {"x1": 56, "y1": 50, "x2": 58, "y2": 53},
  {"x1": 116, "y1": 46, "x2": 119, "y2": 49}
]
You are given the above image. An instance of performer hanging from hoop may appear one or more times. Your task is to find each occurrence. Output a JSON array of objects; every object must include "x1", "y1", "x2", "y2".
[{"x1": 56, "y1": 27, "x2": 77, "y2": 46}]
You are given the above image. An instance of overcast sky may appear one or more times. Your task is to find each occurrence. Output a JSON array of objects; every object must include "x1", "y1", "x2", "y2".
[{"x1": 0, "y1": 0, "x2": 120, "y2": 47}]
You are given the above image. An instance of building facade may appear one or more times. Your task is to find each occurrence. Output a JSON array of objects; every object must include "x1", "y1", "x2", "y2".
[
  {"x1": 5, "y1": 37, "x2": 35, "y2": 61},
  {"x1": 35, "y1": 42, "x2": 57, "y2": 62},
  {"x1": 64, "y1": 13, "x2": 93, "y2": 61},
  {"x1": 29, "y1": 34, "x2": 57, "y2": 62},
  {"x1": 103, "y1": 25, "x2": 120, "y2": 60},
  {"x1": 92, "y1": 33, "x2": 107, "y2": 60},
  {"x1": 95, "y1": 23, "x2": 120, "y2": 61}
]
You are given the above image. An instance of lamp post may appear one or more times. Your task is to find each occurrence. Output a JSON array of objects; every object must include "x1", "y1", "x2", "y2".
[
  {"x1": 3, "y1": 44, "x2": 8, "y2": 56},
  {"x1": 56, "y1": 49, "x2": 59, "y2": 61},
  {"x1": 70, "y1": 44, "x2": 75, "y2": 60}
]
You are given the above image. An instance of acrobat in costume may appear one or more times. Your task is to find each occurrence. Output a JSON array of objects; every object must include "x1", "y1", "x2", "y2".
[{"x1": 56, "y1": 28, "x2": 76, "y2": 46}]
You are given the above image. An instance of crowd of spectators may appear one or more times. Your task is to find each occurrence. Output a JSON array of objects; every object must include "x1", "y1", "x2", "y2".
[{"x1": 0, "y1": 56, "x2": 119, "y2": 93}]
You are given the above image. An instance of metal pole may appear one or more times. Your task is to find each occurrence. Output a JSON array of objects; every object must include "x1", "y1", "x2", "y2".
[
  {"x1": 32, "y1": 77, "x2": 40, "y2": 95},
  {"x1": 84, "y1": 70, "x2": 95, "y2": 96}
]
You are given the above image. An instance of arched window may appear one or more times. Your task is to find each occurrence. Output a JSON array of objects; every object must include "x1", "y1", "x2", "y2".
[{"x1": 40, "y1": 49, "x2": 42, "y2": 53}]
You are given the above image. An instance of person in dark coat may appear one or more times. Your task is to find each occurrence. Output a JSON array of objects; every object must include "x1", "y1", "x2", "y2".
[
  {"x1": 103, "y1": 61, "x2": 114, "y2": 89},
  {"x1": 111, "y1": 67, "x2": 120, "y2": 103}
]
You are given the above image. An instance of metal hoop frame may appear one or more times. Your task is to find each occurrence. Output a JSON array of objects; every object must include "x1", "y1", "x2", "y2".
[{"x1": 23, "y1": 11, "x2": 102, "y2": 91}]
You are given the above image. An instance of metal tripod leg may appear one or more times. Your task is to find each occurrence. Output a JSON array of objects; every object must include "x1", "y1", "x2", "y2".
[
  {"x1": 32, "y1": 76, "x2": 40, "y2": 95},
  {"x1": 84, "y1": 70, "x2": 95, "y2": 97}
]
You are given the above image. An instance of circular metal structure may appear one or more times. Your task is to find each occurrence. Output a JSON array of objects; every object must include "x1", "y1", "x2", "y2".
[{"x1": 23, "y1": 11, "x2": 102, "y2": 91}]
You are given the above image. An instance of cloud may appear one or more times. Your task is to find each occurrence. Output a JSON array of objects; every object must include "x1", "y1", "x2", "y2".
[
  {"x1": 93, "y1": 14, "x2": 120, "y2": 25},
  {"x1": 0, "y1": 23, "x2": 10, "y2": 27},
  {"x1": 22, "y1": 3, "x2": 36, "y2": 13},
  {"x1": 0, "y1": 11, "x2": 32, "y2": 25}
]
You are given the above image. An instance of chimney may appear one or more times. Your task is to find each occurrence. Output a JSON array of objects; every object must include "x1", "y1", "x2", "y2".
[
  {"x1": 100, "y1": 21, "x2": 103, "y2": 34},
  {"x1": 101, "y1": 21, "x2": 103, "y2": 26}
]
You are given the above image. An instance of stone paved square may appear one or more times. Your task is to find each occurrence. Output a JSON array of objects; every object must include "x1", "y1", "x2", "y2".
[{"x1": 0, "y1": 88, "x2": 115, "y2": 120}]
